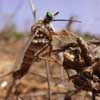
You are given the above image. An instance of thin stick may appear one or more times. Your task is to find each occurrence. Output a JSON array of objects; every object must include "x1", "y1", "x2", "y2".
[
  {"x1": 59, "y1": 64, "x2": 65, "y2": 83},
  {"x1": 28, "y1": 0, "x2": 36, "y2": 21},
  {"x1": 92, "y1": 91, "x2": 96, "y2": 100},
  {"x1": 64, "y1": 89, "x2": 80, "y2": 100},
  {"x1": 39, "y1": 56, "x2": 62, "y2": 66},
  {"x1": 45, "y1": 60, "x2": 52, "y2": 100},
  {"x1": 66, "y1": 70, "x2": 70, "y2": 80},
  {"x1": 5, "y1": 78, "x2": 16, "y2": 100}
]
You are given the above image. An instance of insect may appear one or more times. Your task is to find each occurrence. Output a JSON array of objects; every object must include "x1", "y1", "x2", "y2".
[
  {"x1": 12, "y1": 0, "x2": 82, "y2": 80},
  {"x1": 13, "y1": 12, "x2": 59, "y2": 79},
  {"x1": 13, "y1": 8, "x2": 81, "y2": 79},
  {"x1": 4, "y1": 2, "x2": 82, "y2": 99}
]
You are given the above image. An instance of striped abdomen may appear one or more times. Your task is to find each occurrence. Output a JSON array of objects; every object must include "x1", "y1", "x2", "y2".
[
  {"x1": 13, "y1": 43, "x2": 46, "y2": 79},
  {"x1": 13, "y1": 24, "x2": 52, "y2": 79}
]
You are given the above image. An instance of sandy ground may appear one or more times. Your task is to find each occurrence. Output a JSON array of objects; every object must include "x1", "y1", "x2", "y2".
[{"x1": 0, "y1": 39, "x2": 99, "y2": 100}]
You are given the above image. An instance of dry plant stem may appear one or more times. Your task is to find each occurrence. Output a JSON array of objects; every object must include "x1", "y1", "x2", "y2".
[
  {"x1": 39, "y1": 56, "x2": 62, "y2": 66},
  {"x1": 5, "y1": 78, "x2": 16, "y2": 100},
  {"x1": 92, "y1": 91, "x2": 96, "y2": 100},
  {"x1": 29, "y1": 71, "x2": 47, "y2": 79},
  {"x1": 49, "y1": 56, "x2": 65, "y2": 82},
  {"x1": 89, "y1": 41, "x2": 100, "y2": 46},
  {"x1": 77, "y1": 37, "x2": 94, "y2": 65},
  {"x1": 28, "y1": 0, "x2": 36, "y2": 21},
  {"x1": 64, "y1": 89, "x2": 80, "y2": 100},
  {"x1": 60, "y1": 66, "x2": 65, "y2": 83},
  {"x1": 45, "y1": 60, "x2": 52, "y2": 100},
  {"x1": 40, "y1": 56, "x2": 66, "y2": 82},
  {"x1": 52, "y1": 43, "x2": 78, "y2": 54},
  {"x1": 66, "y1": 70, "x2": 70, "y2": 80}
]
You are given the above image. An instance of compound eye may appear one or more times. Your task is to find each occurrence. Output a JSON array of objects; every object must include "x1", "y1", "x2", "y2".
[{"x1": 46, "y1": 12, "x2": 53, "y2": 21}]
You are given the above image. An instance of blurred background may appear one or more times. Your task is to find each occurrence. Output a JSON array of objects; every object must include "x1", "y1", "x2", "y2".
[
  {"x1": 0, "y1": 0, "x2": 100, "y2": 36},
  {"x1": 0, "y1": 0, "x2": 100, "y2": 75},
  {"x1": 0, "y1": 1, "x2": 100, "y2": 100}
]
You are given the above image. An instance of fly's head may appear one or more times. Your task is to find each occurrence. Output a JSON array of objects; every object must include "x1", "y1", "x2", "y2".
[
  {"x1": 31, "y1": 11, "x2": 59, "y2": 45},
  {"x1": 43, "y1": 11, "x2": 59, "y2": 24}
]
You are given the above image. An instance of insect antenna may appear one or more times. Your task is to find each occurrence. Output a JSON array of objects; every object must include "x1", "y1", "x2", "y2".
[
  {"x1": 53, "y1": 11, "x2": 59, "y2": 16},
  {"x1": 52, "y1": 12, "x2": 81, "y2": 23},
  {"x1": 53, "y1": 19, "x2": 81, "y2": 23}
]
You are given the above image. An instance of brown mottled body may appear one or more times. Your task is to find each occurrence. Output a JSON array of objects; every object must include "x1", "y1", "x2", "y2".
[{"x1": 13, "y1": 20, "x2": 54, "y2": 79}]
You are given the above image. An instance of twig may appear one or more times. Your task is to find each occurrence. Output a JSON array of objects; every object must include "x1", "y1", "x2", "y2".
[
  {"x1": 89, "y1": 40, "x2": 100, "y2": 46},
  {"x1": 39, "y1": 56, "x2": 62, "y2": 66},
  {"x1": 45, "y1": 60, "x2": 52, "y2": 100},
  {"x1": 28, "y1": 0, "x2": 36, "y2": 21},
  {"x1": 52, "y1": 43, "x2": 78, "y2": 54},
  {"x1": 5, "y1": 78, "x2": 16, "y2": 100},
  {"x1": 64, "y1": 89, "x2": 80, "y2": 100},
  {"x1": 92, "y1": 91, "x2": 96, "y2": 100},
  {"x1": 29, "y1": 71, "x2": 47, "y2": 79}
]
